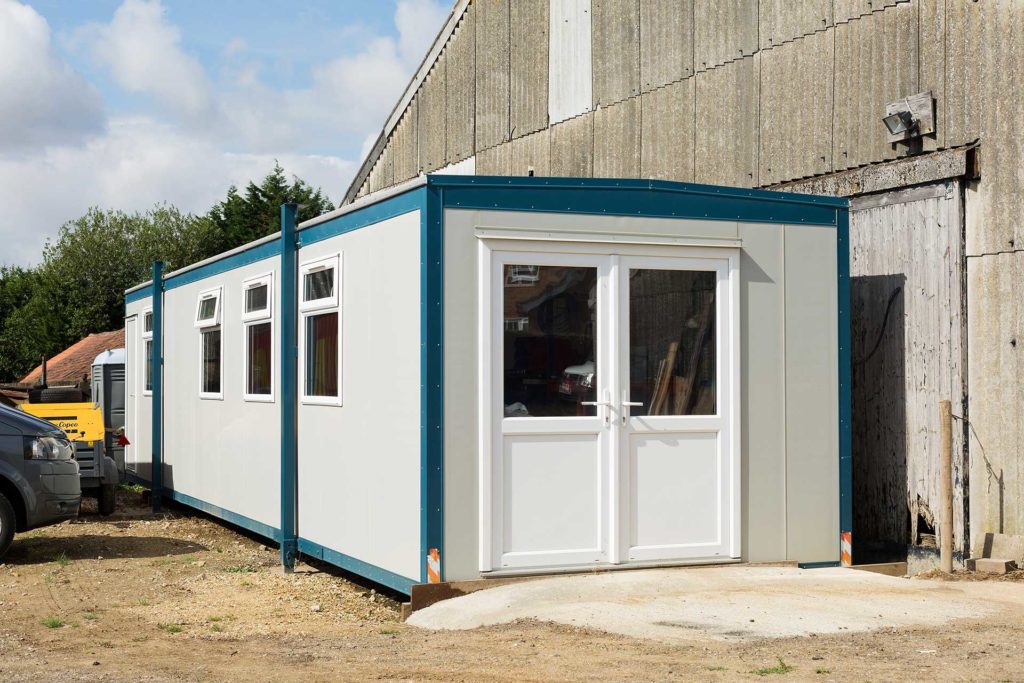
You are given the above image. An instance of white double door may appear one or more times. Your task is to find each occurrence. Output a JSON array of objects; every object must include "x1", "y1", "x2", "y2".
[{"x1": 484, "y1": 243, "x2": 739, "y2": 572}]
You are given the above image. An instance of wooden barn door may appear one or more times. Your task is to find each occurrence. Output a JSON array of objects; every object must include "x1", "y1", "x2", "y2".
[{"x1": 849, "y1": 180, "x2": 967, "y2": 563}]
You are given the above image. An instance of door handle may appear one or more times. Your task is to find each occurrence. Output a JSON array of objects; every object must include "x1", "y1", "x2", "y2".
[
  {"x1": 582, "y1": 393, "x2": 613, "y2": 425},
  {"x1": 621, "y1": 399, "x2": 643, "y2": 424}
]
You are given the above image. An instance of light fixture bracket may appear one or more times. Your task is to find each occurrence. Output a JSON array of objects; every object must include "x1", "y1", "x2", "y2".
[{"x1": 883, "y1": 91, "x2": 935, "y2": 143}]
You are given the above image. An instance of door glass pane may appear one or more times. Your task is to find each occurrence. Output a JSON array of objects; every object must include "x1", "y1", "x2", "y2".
[
  {"x1": 201, "y1": 329, "x2": 221, "y2": 394},
  {"x1": 629, "y1": 269, "x2": 716, "y2": 415},
  {"x1": 503, "y1": 265, "x2": 597, "y2": 417},
  {"x1": 305, "y1": 312, "x2": 339, "y2": 397},
  {"x1": 246, "y1": 322, "x2": 272, "y2": 396}
]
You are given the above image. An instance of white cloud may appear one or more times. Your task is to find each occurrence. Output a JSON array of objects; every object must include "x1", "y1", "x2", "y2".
[
  {"x1": 0, "y1": 0, "x2": 105, "y2": 153},
  {"x1": 0, "y1": 116, "x2": 355, "y2": 266},
  {"x1": 0, "y1": 0, "x2": 451, "y2": 265},
  {"x1": 84, "y1": 0, "x2": 212, "y2": 119},
  {"x1": 395, "y1": 0, "x2": 450, "y2": 65},
  {"x1": 215, "y1": 0, "x2": 448, "y2": 155},
  {"x1": 222, "y1": 36, "x2": 247, "y2": 59}
]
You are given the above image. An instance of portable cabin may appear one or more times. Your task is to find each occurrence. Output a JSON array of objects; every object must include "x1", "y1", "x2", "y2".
[
  {"x1": 124, "y1": 175, "x2": 850, "y2": 595},
  {"x1": 91, "y1": 349, "x2": 126, "y2": 476}
]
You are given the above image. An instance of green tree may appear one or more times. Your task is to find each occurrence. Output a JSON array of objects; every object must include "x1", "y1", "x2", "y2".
[
  {"x1": 0, "y1": 267, "x2": 60, "y2": 381},
  {"x1": 37, "y1": 205, "x2": 216, "y2": 345},
  {"x1": 0, "y1": 165, "x2": 334, "y2": 383},
  {"x1": 206, "y1": 162, "x2": 334, "y2": 253}
]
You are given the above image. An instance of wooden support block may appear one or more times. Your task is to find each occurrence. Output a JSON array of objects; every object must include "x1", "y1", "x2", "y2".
[{"x1": 975, "y1": 558, "x2": 1017, "y2": 575}]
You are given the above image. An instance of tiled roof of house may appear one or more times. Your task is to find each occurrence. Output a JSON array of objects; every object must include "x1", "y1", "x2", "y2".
[{"x1": 20, "y1": 329, "x2": 125, "y2": 385}]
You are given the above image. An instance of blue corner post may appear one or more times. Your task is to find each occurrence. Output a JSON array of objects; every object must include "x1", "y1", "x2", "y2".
[
  {"x1": 420, "y1": 185, "x2": 444, "y2": 584},
  {"x1": 279, "y1": 204, "x2": 299, "y2": 571},
  {"x1": 837, "y1": 207, "x2": 853, "y2": 562},
  {"x1": 150, "y1": 261, "x2": 164, "y2": 513}
]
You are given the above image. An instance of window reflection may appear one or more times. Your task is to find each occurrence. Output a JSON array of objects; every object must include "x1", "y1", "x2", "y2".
[
  {"x1": 503, "y1": 265, "x2": 597, "y2": 417},
  {"x1": 629, "y1": 269, "x2": 716, "y2": 415}
]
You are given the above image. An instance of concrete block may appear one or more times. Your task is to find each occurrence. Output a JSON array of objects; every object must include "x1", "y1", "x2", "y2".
[{"x1": 974, "y1": 558, "x2": 1017, "y2": 575}]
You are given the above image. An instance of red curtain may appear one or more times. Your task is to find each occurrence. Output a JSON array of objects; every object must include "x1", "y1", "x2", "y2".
[{"x1": 306, "y1": 312, "x2": 338, "y2": 397}]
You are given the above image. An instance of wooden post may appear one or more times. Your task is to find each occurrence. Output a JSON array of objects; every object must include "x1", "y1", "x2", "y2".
[{"x1": 939, "y1": 399, "x2": 953, "y2": 573}]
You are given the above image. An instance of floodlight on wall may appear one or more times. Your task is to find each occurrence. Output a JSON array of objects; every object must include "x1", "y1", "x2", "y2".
[
  {"x1": 882, "y1": 109, "x2": 915, "y2": 136},
  {"x1": 883, "y1": 91, "x2": 935, "y2": 143}
]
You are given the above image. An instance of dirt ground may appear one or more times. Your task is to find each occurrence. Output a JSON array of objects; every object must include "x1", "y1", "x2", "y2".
[{"x1": 1, "y1": 490, "x2": 1022, "y2": 682}]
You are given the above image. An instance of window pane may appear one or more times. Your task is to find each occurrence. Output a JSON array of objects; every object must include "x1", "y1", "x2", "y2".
[
  {"x1": 304, "y1": 268, "x2": 334, "y2": 302},
  {"x1": 305, "y1": 312, "x2": 338, "y2": 397},
  {"x1": 629, "y1": 269, "x2": 716, "y2": 416},
  {"x1": 503, "y1": 265, "x2": 597, "y2": 417},
  {"x1": 245, "y1": 284, "x2": 269, "y2": 313},
  {"x1": 143, "y1": 312, "x2": 153, "y2": 333},
  {"x1": 202, "y1": 329, "x2": 221, "y2": 394},
  {"x1": 198, "y1": 296, "x2": 217, "y2": 320},
  {"x1": 246, "y1": 322, "x2": 272, "y2": 395},
  {"x1": 145, "y1": 339, "x2": 153, "y2": 392}
]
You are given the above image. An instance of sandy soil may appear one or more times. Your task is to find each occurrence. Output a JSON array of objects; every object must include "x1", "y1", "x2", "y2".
[{"x1": 1, "y1": 491, "x2": 1022, "y2": 682}]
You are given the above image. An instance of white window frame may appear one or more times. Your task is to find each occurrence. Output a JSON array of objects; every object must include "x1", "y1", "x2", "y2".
[
  {"x1": 199, "y1": 325, "x2": 224, "y2": 400},
  {"x1": 141, "y1": 307, "x2": 153, "y2": 396},
  {"x1": 242, "y1": 273, "x2": 273, "y2": 322},
  {"x1": 194, "y1": 286, "x2": 222, "y2": 328},
  {"x1": 242, "y1": 273, "x2": 274, "y2": 402},
  {"x1": 299, "y1": 255, "x2": 340, "y2": 313},
  {"x1": 299, "y1": 254, "x2": 342, "y2": 406},
  {"x1": 142, "y1": 338, "x2": 154, "y2": 397}
]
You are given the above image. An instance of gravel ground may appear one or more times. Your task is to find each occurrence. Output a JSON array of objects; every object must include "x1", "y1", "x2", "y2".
[{"x1": 1, "y1": 490, "x2": 1022, "y2": 682}]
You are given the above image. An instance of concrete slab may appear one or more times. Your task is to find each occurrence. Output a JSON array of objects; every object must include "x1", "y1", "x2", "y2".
[
  {"x1": 407, "y1": 566, "x2": 1024, "y2": 643},
  {"x1": 975, "y1": 558, "x2": 1017, "y2": 575}
]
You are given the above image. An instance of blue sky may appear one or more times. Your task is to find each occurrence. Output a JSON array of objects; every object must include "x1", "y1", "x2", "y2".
[{"x1": 0, "y1": 0, "x2": 450, "y2": 265}]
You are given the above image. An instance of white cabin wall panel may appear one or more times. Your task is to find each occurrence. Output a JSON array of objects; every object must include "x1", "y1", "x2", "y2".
[
  {"x1": 160, "y1": 257, "x2": 281, "y2": 531},
  {"x1": 296, "y1": 210, "x2": 422, "y2": 582},
  {"x1": 783, "y1": 223, "x2": 840, "y2": 563},
  {"x1": 125, "y1": 297, "x2": 152, "y2": 476},
  {"x1": 736, "y1": 223, "x2": 787, "y2": 562},
  {"x1": 549, "y1": 0, "x2": 594, "y2": 124}
]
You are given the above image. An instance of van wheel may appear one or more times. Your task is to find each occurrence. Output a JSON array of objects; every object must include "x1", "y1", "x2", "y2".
[
  {"x1": 98, "y1": 484, "x2": 116, "y2": 516},
  {"x1": 0, "y1": 493, "x2": 15, "y2": 559}
]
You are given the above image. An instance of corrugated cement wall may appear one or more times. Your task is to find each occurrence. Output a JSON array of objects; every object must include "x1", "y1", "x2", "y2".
[{"x1": 345, "y1": 0, "x2": 1024, "y2": 549}]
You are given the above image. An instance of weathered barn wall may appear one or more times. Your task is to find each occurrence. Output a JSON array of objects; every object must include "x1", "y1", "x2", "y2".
[
  {"x1": 849, "y1": 182, "x2": 967, "y2": 558},
  {"x1": 345, "y1": 0, "x2": 1024, "y2": 552}
]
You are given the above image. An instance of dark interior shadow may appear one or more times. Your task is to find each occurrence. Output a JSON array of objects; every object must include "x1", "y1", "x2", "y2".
[
  {"x1": 5, "y1": 534, "x2": 206, "y2": 565},
  {"x1": 851, "y1": 273, "x2": 908, "y2": 564}
]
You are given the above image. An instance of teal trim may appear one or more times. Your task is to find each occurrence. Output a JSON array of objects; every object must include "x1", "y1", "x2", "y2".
[
  {"x1": 420, "y1": 186, "x2": 444, "y2": 583},
  {"x1": 428, "y1": 175, "x2": 843, "y2": 226},
  {"x1": 298, "y1": 537, "x2": 415, "y2": 595},
  {"x1": 164, "y1": 238, "x2": 280, "y2": 291},
  {"x1": 836, "y1": 208, "x2": 852, "y2": 541},
  {"x1": 150, "y1": 261, "x2": 164, "y2": 513},
  {"x1": 279, "y1": 205, "x2": 299, "y2": 570},
  {"x1": 166, "y1": 489, "x2": 281, "y2": 542},
  {"x1": 125, "y1": 288, "x2": 151, "y2": 304},
  {"x1": 798, "y1": 561, "x2": 841, "y2": 569},
  {"x1": 298, "y1": 187, "x2": 424, "y2": 246},
  {"x1": 427, "y1": 174, "x2": 847, "y2": 208}
]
